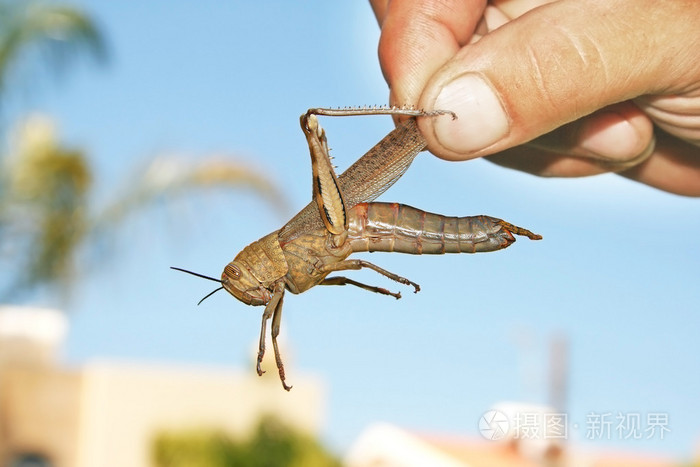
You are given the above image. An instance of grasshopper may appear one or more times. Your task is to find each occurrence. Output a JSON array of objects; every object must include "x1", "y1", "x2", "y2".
[{"x1": 173, "y1": 107, "x2": 541, "y2": 390}]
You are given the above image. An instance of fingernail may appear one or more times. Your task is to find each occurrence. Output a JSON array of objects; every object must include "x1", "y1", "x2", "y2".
[{"x1": 432, "y1": 74, "x2": 509, "y2": 154}]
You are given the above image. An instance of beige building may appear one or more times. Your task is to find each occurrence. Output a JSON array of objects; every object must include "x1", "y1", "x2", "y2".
[{"x1": 0, "y1": 306, "x2": 325, "y2": 467}]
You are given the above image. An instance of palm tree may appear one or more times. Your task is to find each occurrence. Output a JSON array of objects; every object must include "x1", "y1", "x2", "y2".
[
  {"x1": 1, "y1": 115, "x2": 92, "y2": 299},
  {"x1": 2, "y1": 116, "x2": 286, "y2": 301},
  {"x1": 0, "y1": 2, "x2": 285, "y2": 302},
  {"x1": 0, "y1": 1, "x2": 106, "y2": 98},
  {"x1": 0, "y1": 1, "x2": 103, "y2": 300}
]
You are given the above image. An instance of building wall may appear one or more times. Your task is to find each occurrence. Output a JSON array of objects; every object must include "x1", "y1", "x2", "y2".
[
  {"x1": 0, "y1": 367, "x2": 82, "y2": 467},
  {"x1": 75, "y1": 361, "x2": 324, "y2": 467},
  {"x1": 0, "y1": 308, "x2": 325, "y2": 467}
]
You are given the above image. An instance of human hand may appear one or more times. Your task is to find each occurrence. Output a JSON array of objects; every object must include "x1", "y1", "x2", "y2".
[{"x1": 370, "y1": 0, "x2": 700, "y2": 196}]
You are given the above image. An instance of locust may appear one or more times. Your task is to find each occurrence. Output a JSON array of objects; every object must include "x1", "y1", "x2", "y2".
[{"x1": 173, "y1": 107, "x2": 542, "y2": 390}]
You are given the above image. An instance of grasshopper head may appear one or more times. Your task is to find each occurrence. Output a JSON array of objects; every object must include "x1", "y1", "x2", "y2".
[{"x1": 221, "y1": 261, "x2": 271, "y2": 306}]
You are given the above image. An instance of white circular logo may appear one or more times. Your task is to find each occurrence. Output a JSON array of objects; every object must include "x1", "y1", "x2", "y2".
[{"x1": 479, "y1": 410, "x2": 510, "y2": 441}]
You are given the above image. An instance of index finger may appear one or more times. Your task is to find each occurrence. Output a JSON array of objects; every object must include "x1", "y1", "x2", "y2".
[{"x1": 372, "y1": 0, "x2": 487, "y2": 107}]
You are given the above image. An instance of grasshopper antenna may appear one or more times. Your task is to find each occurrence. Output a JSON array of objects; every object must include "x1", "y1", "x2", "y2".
[
  {"x1": 196, "y1": 286, "x2": 224, "y2": 305},
  {"x1": 170, "y1": 267, "x2": 224, "y2": 305},
  {"x1": 171, "y1": 266, "x2": 221, "y2": 283}
]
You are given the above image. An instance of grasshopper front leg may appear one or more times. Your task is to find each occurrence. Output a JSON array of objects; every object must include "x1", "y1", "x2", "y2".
[{"x1": 256, "y1": 280, "x2": 292, "y2": 391}]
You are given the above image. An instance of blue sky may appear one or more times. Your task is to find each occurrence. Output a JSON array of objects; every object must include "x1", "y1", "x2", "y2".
[{"x1": 10, "y1": 1, "x2": 699, "y2": 459}]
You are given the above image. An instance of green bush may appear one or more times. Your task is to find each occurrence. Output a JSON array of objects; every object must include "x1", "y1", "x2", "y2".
[{"x1": 152, "y1": 416, "x2": 340, "y2": 467}]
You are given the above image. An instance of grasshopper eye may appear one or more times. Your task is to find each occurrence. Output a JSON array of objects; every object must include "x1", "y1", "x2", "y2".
[{"x1": 225, "y1": 264, "x2": 241, "y2": 279}]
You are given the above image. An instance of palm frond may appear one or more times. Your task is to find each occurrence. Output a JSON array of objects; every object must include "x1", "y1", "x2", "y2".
[
  {"x1": 0, "y1": 1, "x2": 106, "y2": 93},
  {"x1": 98, "y1": 156, "x2": 289, "y2": 228},
  {"x1": 1, "y1": 115, "x2": 91, "y2": 301}
]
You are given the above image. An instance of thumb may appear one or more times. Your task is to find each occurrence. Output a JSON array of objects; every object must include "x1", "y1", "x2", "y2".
[{"x1": 417, "y1": 0, "x2": 700, "y2": 161}]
